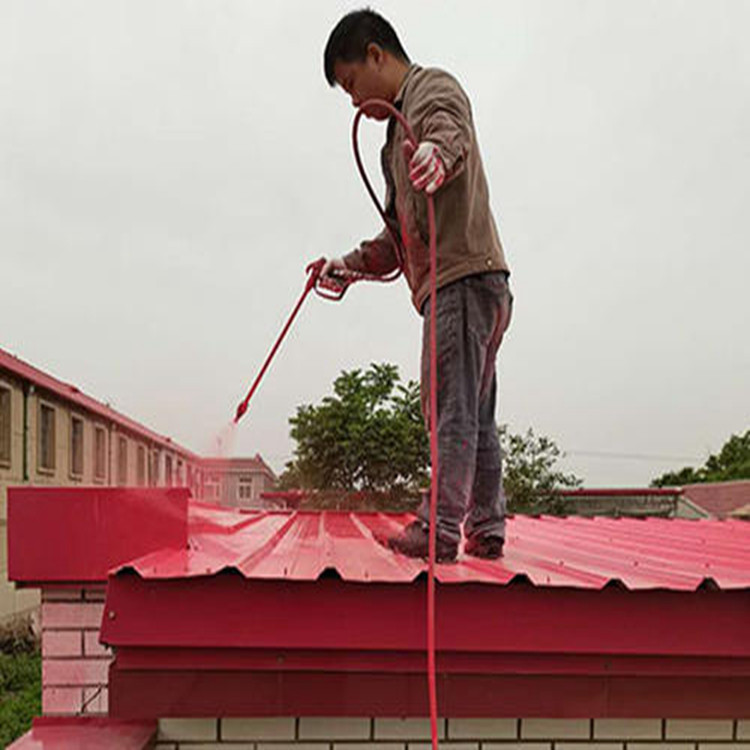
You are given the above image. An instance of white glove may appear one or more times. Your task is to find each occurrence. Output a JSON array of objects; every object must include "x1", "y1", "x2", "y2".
[{"x1": 404, "y1": 140, "x2": 446, "y2": 195}]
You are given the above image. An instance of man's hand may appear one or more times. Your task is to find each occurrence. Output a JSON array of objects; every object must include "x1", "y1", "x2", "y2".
[
  {"x1": 318, "y1": 256, "x2": 349, "y2": 291},
  {"x1": 403, "y1": 140, "x2": 446, "y2": 195}
]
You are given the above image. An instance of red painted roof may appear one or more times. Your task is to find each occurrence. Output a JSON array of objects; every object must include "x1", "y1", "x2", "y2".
[
  {"x1": 117, "y1": 502, "x2": 750, "y2": 591},
  {"x1": 682, "y1": 480, "x2": 750, "y2": 518},
  {"x1": 0, "y1": 346, "x2": 198, "y2": 458},
  {"x1": 8, "y1": 718, "x2": 156, "y2": 749}
]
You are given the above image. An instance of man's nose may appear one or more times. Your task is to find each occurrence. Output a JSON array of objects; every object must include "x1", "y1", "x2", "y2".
[{"x1": 351, "y1": 94, "x2": 361, "y2": 108}]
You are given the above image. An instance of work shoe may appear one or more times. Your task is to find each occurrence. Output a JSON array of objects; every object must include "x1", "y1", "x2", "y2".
[
  {"x1": 464, "y1": 535, "x2": 505, "y2": 560},
  {"x1": 384, "y1": 521, "x2": 458, "y2": 563}
]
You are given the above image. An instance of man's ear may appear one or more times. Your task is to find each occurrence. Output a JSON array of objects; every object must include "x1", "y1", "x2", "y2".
[{"x1": 366, "y1": 42, "x2": 384, "y2": 68}]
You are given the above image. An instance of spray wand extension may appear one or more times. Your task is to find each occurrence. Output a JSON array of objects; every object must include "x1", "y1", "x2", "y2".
[{"x1": 234, "y1": 259, "x2": 326, "y2": 424}]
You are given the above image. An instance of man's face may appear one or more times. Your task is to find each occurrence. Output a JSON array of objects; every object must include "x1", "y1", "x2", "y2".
[{"x1": 333, "y1": 47, "x2": 393, "y2": 120}]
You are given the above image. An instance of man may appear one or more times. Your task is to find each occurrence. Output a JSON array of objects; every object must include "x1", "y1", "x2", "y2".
[{"x1": 322, "y1": 9, "x2": 513, "y2": 562}]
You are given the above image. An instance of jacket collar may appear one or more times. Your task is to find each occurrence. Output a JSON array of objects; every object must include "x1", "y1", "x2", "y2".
[{"x1": 394, "y1": 63, "x2": 421, "y2": 107}]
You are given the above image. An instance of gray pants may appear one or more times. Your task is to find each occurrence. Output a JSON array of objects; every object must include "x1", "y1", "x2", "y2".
[{"x1": 418, "y1": 271, "x2": 513, "y2": 545}]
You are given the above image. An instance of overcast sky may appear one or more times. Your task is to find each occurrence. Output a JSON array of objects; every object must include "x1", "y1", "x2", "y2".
[{"x1": 2, "y1": 0, "x2": 748, "y2": 487}]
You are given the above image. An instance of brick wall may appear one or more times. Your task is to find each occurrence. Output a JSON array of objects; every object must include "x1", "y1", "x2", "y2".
[
  {"x1": 40, "y1": 585, "x2": 112, "y2": 715},
  {"x1": 154, "y1": 718, "x2": 750, "y2": 750}
]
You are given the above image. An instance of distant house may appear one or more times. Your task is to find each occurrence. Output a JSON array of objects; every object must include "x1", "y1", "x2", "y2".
[
  {"x1": 678, "y1": 480, "x2": 750, "y2": 518},
  {"x1": 560, "y1": 482, "x2": 750, "y2": 519},
  {"x1": 200, "y1": 455, "x2": 277, "y2": 509}
]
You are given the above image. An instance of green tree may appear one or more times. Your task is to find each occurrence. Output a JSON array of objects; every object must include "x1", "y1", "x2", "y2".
[
  {"x1": 279, "y1": 363, "x2": 429, "y2": 502},
  {"x1": 499, "y1": 425, "x2": 582, "y2": 514},
  {"x1": 280, "y1": 363, "x2": 582, "y2": 513},
  {"x1": 652, "y1": 429, "x2": 750, "y2": 487}
]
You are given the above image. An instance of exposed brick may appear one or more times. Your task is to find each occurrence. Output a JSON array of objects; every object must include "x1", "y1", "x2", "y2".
[
  {"x1": 375, "y1": 718, "x2": 446, "y2": 740},
  {"x1": 258, "y1": 745, "x2": 331, "y2": 750},
  {"x1": 594, "y1": 720, "x2": 662, "y2": 740},
  {"x1": 42, "y1": 686, "x2": 82, "y2": 714},
  {"x1": 154, "y1": 745, "x2": 178, "y2": 750},
  {"x1": 521, "y1": 719, "x2": 591, "y2": 739},
  {"x1": 42, "y1": 588, "x2": 84, "y2": 602},
  {"x1": 42, "y1": 630, "x2": 82, "y2": 658},
  {"x1": 158, "y1": 718, "x2": 219, "y2": 741},
  {"x1": 557, "y1": 743, "x2": 623, "y2": 750},
  {"x1": 41, "y1": 601, "x2": 104, "y2": 629},
  {"x1": 666, "y1": 721, "x2": 734, "y2": 740},
  {"x1": 83, "y1": 630, "x2": 112, "y2": 657},
  {"x1": 629, "y1": 744, "x2": 695, "y2": 750},
  {"x1": 222, "y1": 717, "x2": 296, "y2": 740},
  {"x1": 300, "y1": 717, "x2": 372, "y2": 740},
  {"x1": 337, "y1": 744, "x2": 404, "y2": 750},
  {"x1": 740, "y1": 724, "x2": 750, "y2": 741},
  {"x1": 484, "y1": 743, "x2": 551, "y2": 750},
  {"x1": 42, "y1": 657, "x2": 110, "y2": 686},
  {"x1": 409, "y1": 743, "x2": 477, "y2": 750},
  {"x1": 448, "y1": 719, "x2": 517, "y2": 739},
  {"x1": 175, "y1": 744, "x2": 253, "y2": 750},
  {"x1": 82, "y1": 685, "x2": 108, "y2": 714},
  {"x1": 699, "y1": 744, "x2": 750, "y2": 750}
]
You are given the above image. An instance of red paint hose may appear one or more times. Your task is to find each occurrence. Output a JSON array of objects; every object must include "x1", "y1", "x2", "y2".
[
  {"x1": 351, "y1": 100, "x2": 439, "y2": 750},
  {"x1": 233, "y1": 100, "x2": 440, "y2": 750}
]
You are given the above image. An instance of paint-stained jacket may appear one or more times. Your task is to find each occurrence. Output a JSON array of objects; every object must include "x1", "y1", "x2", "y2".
[{"x1": 343, "y1": 64, "x2": 510, "y2": 313}]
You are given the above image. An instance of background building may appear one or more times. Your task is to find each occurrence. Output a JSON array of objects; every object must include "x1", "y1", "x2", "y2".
[
  {"x1": 0, "y1": 346, "x2": 276, "y2": 624},
  {"x1": 200, "y1": 456, "x2": 278, "y2": 509}
]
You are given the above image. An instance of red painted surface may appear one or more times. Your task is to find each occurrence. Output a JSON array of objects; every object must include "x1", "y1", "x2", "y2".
[
  {"x1": 0, "y1": 346, "x2": 198, "y2": 459},
  {"x1": 8, "y1": 717, "x2": 156, "y2": 749},
  {"x1": 9, "y1": 490, "x2": 750, "y2": 719},
  {"x1": 102, "y1": 576, "x2": 750, "y2": 655},
  {"x1": 8, "y1": 487, "x2": 189, "y2": 583},
  {"x1": 109, "y1": 669, "x2": 750, "y2": 719},
  {"x1": 120, "y1": 504, "x2": 750, "y2": 590}
]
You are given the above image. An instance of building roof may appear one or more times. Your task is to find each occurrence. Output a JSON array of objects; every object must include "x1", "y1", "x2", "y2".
[
  {"x1": 0, "y1": 346, "x2": 198, "y2": 459},
  {"x1": 8, "y1": 487, "x2": 750, "y2": 719},
  {"x1": 200, "y1": 454, "x2": 277, "y2": 478},
  {"x1": 681, "y1": 480, "x2": 750, "y2": 518},
  {"x1": 116, "y1": 502, "x2": 750, "y2": 590}
]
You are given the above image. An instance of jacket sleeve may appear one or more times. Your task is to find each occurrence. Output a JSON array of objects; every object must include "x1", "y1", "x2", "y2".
[
  {"x1": 343, "y1": 225, "x2": 401, "y2": 275},
  {"x1": 409, "y1": 71, "x2": 473, "y2": 181}
]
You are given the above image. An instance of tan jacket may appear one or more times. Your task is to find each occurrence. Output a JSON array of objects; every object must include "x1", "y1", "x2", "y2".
[{"x1": 343, "y1": 64, "x2": 509, "y2": 313}]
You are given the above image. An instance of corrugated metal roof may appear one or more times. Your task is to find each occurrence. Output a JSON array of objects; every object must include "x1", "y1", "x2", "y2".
[
  {"x1": 117, "y1": 502, "x2": 750, "y2": 591},
  {"x1": 0, "y1": 346, "x2": 198, "y2": 458}
]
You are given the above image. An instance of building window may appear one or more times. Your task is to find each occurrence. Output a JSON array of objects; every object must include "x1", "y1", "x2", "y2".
[
  {"x1": 176, "y1": 459, "x2": 183, "y2": 486},
  {"x1": 165, "y1": 455, "x2": 173, "y2": 486},
  {"x1": 136, "y1": 445, "x2": 146, "y2": 486},
  {"x1": 117, "y1": 436, "x2": 128, "y2": 486},
  {"x1": 70, "y1": 415, "x2": 84, "y2": 478},
  {"x1": 238, "y1": 475, "x2": 253, "y2": 501},
  {"x1": 0, "y1": 385, "x2": 10, "y2": 467},
  {"x1": 149, "y1": 450, "x2": 159, "y2": 486},
  {"x1": 38, "y1": 402, "x2": 56, "y2": 472},
  {"x1": 94, "y1": 427, "x2": 107, "y2": 482},
  {"x1": 186, "y1": 464, "x2": 193, "y2": 491},
  {"x1": 205, "y1": 473, "x2": 220, "y2": 501}
]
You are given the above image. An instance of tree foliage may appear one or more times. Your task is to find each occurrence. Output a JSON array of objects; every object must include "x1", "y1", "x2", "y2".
[
  {"x1": 651, "y1": 429, "x2": 750, "y2": 487},
  {"x1": 280, "y1": 362, "x2": 582, "y2": 514},
  {"x1": 500, "y1": 425, "x2": 582, "y2": 515},
  {"x1": 279, "y1": 363, "x2": 428, "y2": 497}
]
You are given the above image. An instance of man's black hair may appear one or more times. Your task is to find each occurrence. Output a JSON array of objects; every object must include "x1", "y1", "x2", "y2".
[{"x1": 324, "y1": 9, "x2": 410, "y2": 87}]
